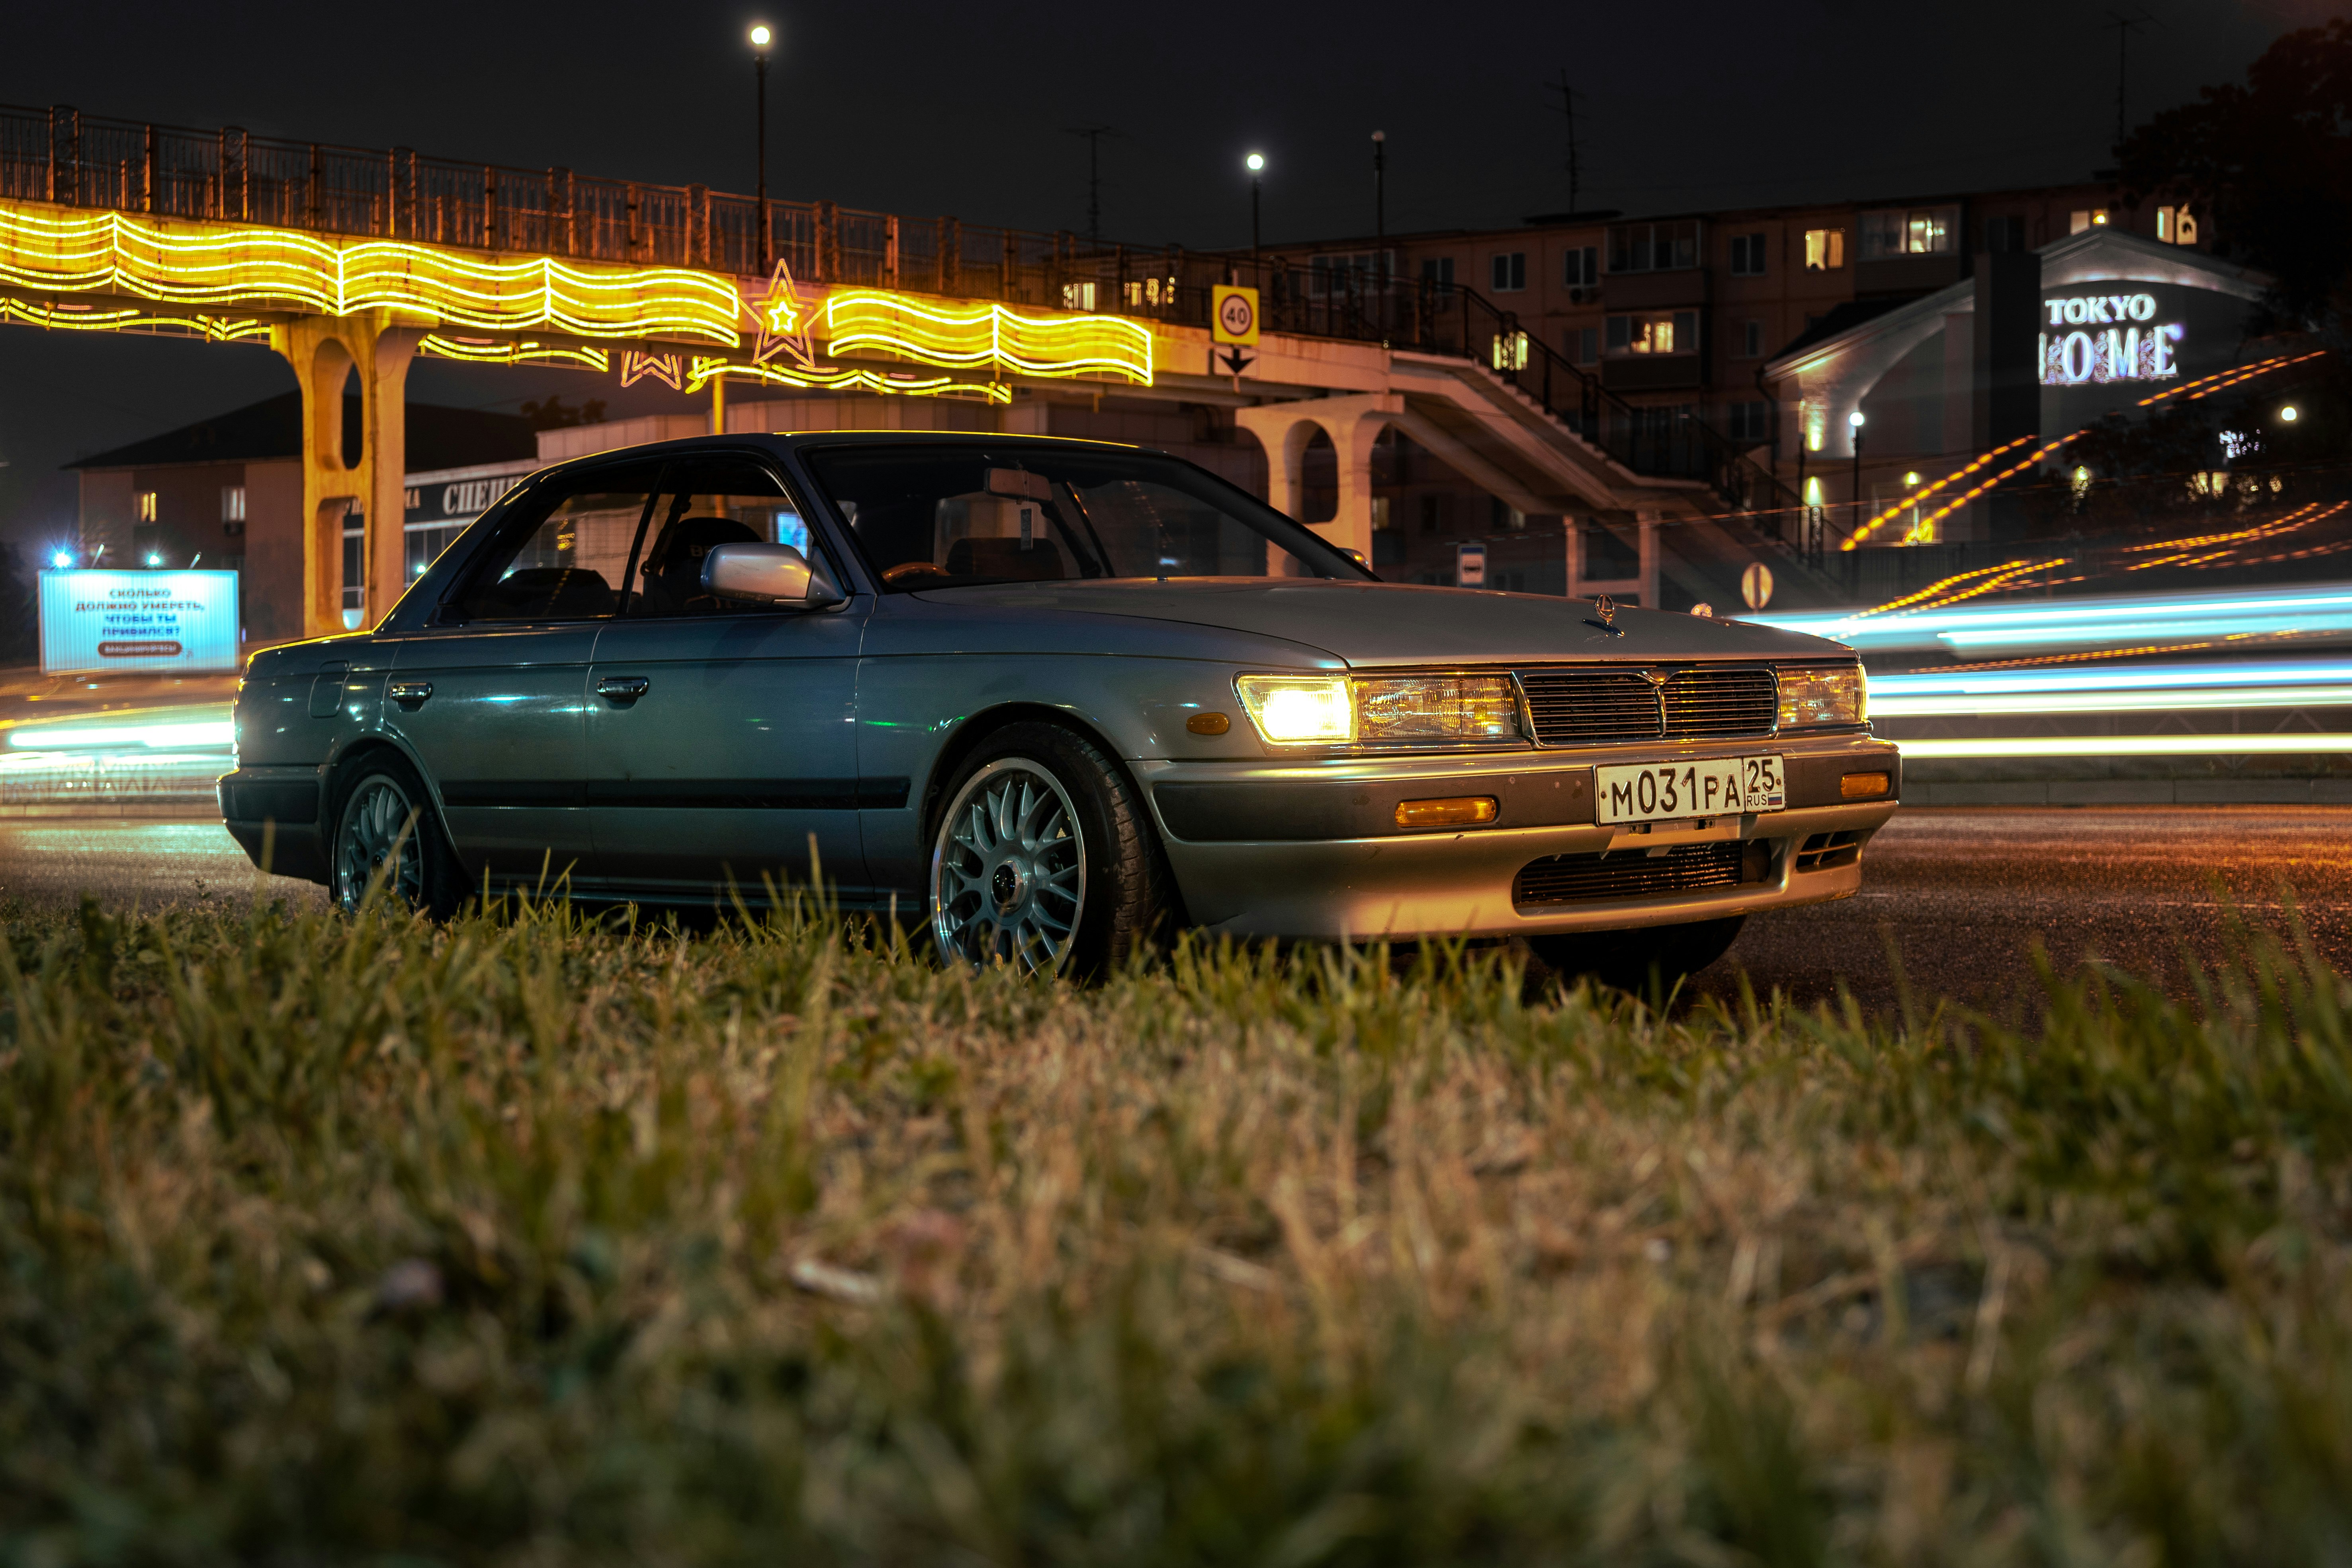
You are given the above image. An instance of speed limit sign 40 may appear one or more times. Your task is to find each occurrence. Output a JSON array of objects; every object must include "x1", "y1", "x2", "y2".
[{"x1": 1212, "y1": 284, "x2": 1260, "y2": 345}]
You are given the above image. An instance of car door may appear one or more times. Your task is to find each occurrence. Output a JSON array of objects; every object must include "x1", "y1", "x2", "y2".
[
  {"x1": 580, "y1": 450, "x2": 874, "y2": 901},
  {"x1": 382, "y1": 459, "x2": 665, "y2": 887}
]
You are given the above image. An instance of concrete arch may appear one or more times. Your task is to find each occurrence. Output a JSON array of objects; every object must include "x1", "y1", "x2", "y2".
[{"x1": 270, "y1": 312, "x2": 420, "y2": 635}]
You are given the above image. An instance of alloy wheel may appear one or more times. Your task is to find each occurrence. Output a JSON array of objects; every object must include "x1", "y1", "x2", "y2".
[
  {"x1": 334, "y1": 774, "x2": 426, "y2": 913},
  {"x1": 930, "y1": 758, "x2": 1087, "y2": 974}
]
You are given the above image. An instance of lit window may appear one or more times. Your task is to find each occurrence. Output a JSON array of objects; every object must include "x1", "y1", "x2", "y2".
[
  {"x1": 1490, "y1": 252, "x2": 1527, "y2": 292},
  {"x1": 220, "y1": 484, "x2": 246, "y2": 523},
  {"x1": 1728, "y1": 233, "x2": 1767, "y2": 276},
  {"x1": 1905, "y1": 211, "x2": 1948, "y2": 253},
  {"x1": 135, "y1": 491, "x2": 158, "y2": 522},
  {"x1": 1803, "y1": 229, "x2": 1845, "y2": 270},
  {"x1": 2156, "y1": 205, "x2": 2199, "y2": 245},
  {"x1": 1490, "y1": 330, "x2": 1529, "y2": 370},
  {"x1": 1060, "y1": 280, "x2": 1097, "y2": 311},
  {"x1": 2069, "y1": 208, "x2": 2110, "y2": 235},
  {"x1": 1606, "y1": 311, "x2": 1698, "y2": 356},
  {"x1": 1562, "y1": 246, "x2": 1597, "y2": 288}
]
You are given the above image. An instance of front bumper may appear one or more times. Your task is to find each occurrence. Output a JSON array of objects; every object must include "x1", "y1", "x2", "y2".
[{"x1": 1139, "y1": 733, "x2": 1898, "y2": 940}]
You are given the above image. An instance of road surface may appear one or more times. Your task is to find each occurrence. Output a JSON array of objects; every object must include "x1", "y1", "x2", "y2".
[{"x1": 4, "y1": 809, "x2": 2348, "y2": 1012}]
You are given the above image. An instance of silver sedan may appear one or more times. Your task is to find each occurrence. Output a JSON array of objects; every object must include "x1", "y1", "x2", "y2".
[{"x1": 219, "y1": 432, "x2": 1898, "y2": 980}]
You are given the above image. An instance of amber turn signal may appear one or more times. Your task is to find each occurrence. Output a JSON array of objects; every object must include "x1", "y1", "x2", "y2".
[
  {"x1": 1394, "y1": 795, "x2": 1499, "y2": 828},
  {"x1": 1840, "y1": 770, "x2": 1891, "y2": 799},
  {"x1": 1186, "y1": 712, "x2": 1231, "y2": 735}
]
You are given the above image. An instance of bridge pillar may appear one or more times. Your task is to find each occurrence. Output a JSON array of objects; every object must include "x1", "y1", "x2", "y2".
[
  {"x1": 269, "y1": 312, "x2": 420, "y2": 637},
  {"x1": 1235, "y1": 393, "x2": 1402, "y2": 566}
]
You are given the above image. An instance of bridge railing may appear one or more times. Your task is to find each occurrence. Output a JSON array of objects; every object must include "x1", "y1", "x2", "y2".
[{"x1": 1, "y1": 101, "x2": 1792, "y2": 511}]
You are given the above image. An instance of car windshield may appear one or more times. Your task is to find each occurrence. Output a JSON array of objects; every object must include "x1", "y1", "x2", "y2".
[{"x1": 802, "y1": 444, "x2": 1371, "y2": 592}]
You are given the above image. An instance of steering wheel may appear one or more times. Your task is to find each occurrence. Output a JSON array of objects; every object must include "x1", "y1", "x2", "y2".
[{"x1": 883, "y1": 560, "x2": 955, "y2": 585}]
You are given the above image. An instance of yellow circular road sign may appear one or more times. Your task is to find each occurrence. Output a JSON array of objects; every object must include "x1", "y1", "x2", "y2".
[{"x1": 1212, "y1": 284, "x2": 1260, "y2": 345}]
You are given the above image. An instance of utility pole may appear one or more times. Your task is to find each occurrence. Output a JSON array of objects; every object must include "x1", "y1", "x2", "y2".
[
  {"x1": 1064, "y1": 125, "x2": 1117, "y2": 248},
  {"x1": 1547, "y1": 68, "x2": 1581, "y2": 213},
  {"x1": 2104, "y1": 11, "x2": 2143, "y2": 147},
  {"x1": 1371, "y1": 130, "x2": 1386, "y2": 307}
]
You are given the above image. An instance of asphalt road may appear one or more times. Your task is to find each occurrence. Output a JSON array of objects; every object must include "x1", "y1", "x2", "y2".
[{"x1": 4, "y1": 808, "x2": 2348, "y2": 1013}]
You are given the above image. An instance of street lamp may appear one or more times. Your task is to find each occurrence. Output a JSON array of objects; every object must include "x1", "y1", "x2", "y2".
[
  {"x1": 1245, "y1": 151, "x2": 1265, "y2": 259},
  {"x1": 750, "y1": 24, "x2": 773, "y2": 274},
  {"x1": 1371, "y1": 131, "x2": 1386, "y2": 318},
  {"x1": 1848, "y1": 409, "x2": 1866, "y2": 545},
  {"x1": 2281, "y1": 404, "x2": 2300, "y2": 423}
]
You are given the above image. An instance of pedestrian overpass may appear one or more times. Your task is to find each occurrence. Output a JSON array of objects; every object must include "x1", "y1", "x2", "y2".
[{"x1": 0, "y1": 102, "x2": 1818, "y2": 635}]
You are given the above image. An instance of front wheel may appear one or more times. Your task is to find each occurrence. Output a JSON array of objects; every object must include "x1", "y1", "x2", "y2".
[
  {"x1": 927, "y1": 723, "x2": 1170, "y2": 978},
  {"x1": 330, "y1": 755, "x2": 463, "y2": 918},
  {"x1": 1527, "y1": 914, "x2": 1747, "y2": 997}
]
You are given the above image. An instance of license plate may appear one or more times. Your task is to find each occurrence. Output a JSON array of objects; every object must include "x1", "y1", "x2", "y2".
[{"x1": 1595, "y1": 755, "x2": 1785, "y2": 825}]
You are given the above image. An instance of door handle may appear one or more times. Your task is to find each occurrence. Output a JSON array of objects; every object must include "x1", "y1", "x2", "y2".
[
  {"x1": 388, "y1": 680, "x2": 433, "y2": 706},
  {"x1": 596, "y1": 676, "x2": 651, "y2": 702}
]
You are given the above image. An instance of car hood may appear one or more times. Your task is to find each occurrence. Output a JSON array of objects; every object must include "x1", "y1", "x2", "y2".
[{"x1": 910, "y1": 579, "x2": 1853, "y2": 667}]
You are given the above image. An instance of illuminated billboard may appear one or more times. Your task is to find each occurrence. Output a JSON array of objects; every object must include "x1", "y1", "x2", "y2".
[
  {"x1": 39, "y1": 570, "x2": 240, "y2": 675},
  {"x1": 2040, "y1": 291, "x2": 2185, "y2": 385}
]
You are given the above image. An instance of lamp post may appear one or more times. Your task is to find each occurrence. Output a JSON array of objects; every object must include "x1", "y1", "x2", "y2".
[
  {"x1": 1848, "y1": 409, "x2": 1865, "y2": 552},
  {"x1": 751, "y1": 24, "x2": 772, "y2": 274},
  {"x1": 1371, "y1": 131, "x2": 1386, "y2": 327},
  {"x1": 1245, "y1": 151, "x2": 1265, "y2": 264}
]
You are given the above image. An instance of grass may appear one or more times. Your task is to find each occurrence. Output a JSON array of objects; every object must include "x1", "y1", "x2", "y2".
[{"x1": 2, "y1": 891, "x2": 2351, "y2": 1566}]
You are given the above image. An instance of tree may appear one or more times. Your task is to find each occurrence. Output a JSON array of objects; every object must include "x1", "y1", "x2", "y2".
[
  {"x1": 2117, "y1": 20, "x2": 2352, "y2": 329},
  {"x1": 519, "y1": 394, "x2": 608, "y2": 431}
]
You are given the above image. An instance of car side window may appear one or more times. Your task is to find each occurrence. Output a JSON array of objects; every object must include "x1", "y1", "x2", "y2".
[
  {"x1": 447, "y1": 461, "x2": 666, "y2": 622},
  {"x1": 625, "y1": 455, "x2": 834, "y2": 618}
]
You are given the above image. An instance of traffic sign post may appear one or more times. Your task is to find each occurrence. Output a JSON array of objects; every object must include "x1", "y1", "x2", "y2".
[
  {"x1": 1456, "y1": 541, "x2": 1487, "y2": 588},
  {"x1": 1212, "y1": 284, "x2": 1260, "y2": 344},
  {"x1": 1741, "y1": 561, "x2": 1775, "y2": 611}
]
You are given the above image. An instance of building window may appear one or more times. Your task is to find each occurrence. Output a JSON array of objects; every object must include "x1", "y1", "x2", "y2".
[
  {"x1": 1310, "y1": 252, "x2": 1393, "y2": 296},
  {"x1": 1122, "y1": 275, "x2": 1178, "y2": 307},
  {"x1": 1859, "y1": 207, "x2": 1955, "y2": 259},
  {"x1": 1605, "y1": 311, "x2": 1698, "y2": 356},
  {"x1": 1060, "y1": 280, "x2": 1097, "y2": 311},
  {"x1": 1724, "y1": 401, "x2": 1771, "y2": 444},
  {"x1": 2157, "y1": 205, "x2": 2199, "y2": 245},
  {"x1": 1490, "y1": 251, "x2": 1527, "y2": 291},
  {"x1": 135, "y1": 491, "x2": 158, "y2": 522},
  {"x1": 340, "y1": 506, "x2": 366, "y2": 629},
  {"x1": 1983, "y1": 215, "x2": 2028, "y2": 252},
  {"x1": 2069, "y1": 208, "x2": 2110, "y2": 234},
  {"x1": 1419, "y1": 494, "x2": 1447, "y2": 534},
  {"x1": 1491, "y1": 330, "x2": 1530, "y2": 370},
  {"x1": 1420, "y1": 256, "x2": 1454, "y2": 296},
  {"x1": 1728, "y1": 233, "x2": 1767, "y2": 275},
  {"x1": 1567, "y1": 325, "x2": 1599, "y2": 365},
  {"x1": 1606, "y1": 220, "x2": 1701, "y2": 274},
  {"x1": 1562, "y1": 246, "x2": 1597, "y2": 287},
  {"x1": 220, "y1": 484, "x2": 246, "y2": 524},
  {"x1": 1738, "y1": 320, "x2": 1765, "y2": 358},
  {"x1": 1803, "y1": 228, "x2": 1845, "y2": 270}
]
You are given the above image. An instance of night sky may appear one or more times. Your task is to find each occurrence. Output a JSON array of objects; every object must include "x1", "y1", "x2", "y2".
[{"x1": 0, "y1": 0, "x2": 2317, "y2": 553}]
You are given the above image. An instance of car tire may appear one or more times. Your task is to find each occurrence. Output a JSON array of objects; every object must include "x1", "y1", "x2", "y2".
[
  {"x1": 329, "y1": 753, "x2": 465, "y2": 919},
  {"x1": 1528, "y1": 914, "x2": 1747, "y2": 998},
  {"x1": 927, "y1": 722, "x2": 1172, "y2": 978}
]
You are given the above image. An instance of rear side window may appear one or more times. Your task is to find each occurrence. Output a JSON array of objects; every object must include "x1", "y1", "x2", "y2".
[
  {"x1": 804, "y1": 444, "x2": 1368, "y2": 592},
  {"x1": 447, "y1": 461, "x2": 665, "y2": 622}
]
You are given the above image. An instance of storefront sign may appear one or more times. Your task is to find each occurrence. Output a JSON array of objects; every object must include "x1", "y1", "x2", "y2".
[
  {"x1": 38, "y1": 570, "x2": 240, "y2": 674},
  {"x1": 2041, "y1": 291, "x2": 2184, "y2": 385}
]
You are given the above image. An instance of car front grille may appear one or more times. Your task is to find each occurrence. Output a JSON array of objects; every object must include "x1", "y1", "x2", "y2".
[
  {"x1": 1516, "y1": 665, "x2": 1777, "y2": 745},
  {"x1": 1514, "y1": 840, "x2": 1759, "y2": 906}
]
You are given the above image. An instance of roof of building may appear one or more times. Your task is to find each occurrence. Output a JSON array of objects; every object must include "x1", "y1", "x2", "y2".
[{"x1": 65, "y1": 391, "x2": 536, "y2": 473}]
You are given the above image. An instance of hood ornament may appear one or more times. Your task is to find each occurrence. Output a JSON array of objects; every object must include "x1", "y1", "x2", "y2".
[{"x1": 1584, "y1": 592, "x2": 1626, "y2": 637}]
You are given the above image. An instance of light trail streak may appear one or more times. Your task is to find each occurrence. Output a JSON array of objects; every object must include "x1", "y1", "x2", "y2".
[
  {"x1": 1898, "y1": 733, "x2": 2352, "y2": 759},
  {"x1": 3, "y1": 704, "x2": 234, "y2": 751},
  {"x1": 1757, "y1": 582, "x2": 2352, "y2": 655}
]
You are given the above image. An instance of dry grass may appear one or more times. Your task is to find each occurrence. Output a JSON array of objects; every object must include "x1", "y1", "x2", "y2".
[{"x1": 2, "y1": 892, "x2": 2350, "y2": 1564}]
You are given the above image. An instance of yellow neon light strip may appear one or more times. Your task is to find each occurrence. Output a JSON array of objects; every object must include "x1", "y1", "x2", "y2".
[
  {"x1": 0, "y1": 296, "x2": 270, "y2": 340},
  {"x1": 418, "y1": 334, "x2": 610, "y2": 370},
  {"x1": 689, "y1": 355, "x2": 1011, "y2": 404},
  {"x1": 0, "y1": 199, "x2": 743, "y2": 345},
  {"x1": 822, "y1": 290, "x2": 1152, "y2": 384}
]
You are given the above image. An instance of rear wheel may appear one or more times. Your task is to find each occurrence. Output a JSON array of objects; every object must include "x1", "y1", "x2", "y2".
[
  {"x1": 1528, "y1": 914, "x2": 1747, "y2": 998},
  {"x1": 927, "y1": 723, "x2": 1170, "y2": 978},
  {"x1": 330, "y1": 755, "x2": 463, "y2": 918}
]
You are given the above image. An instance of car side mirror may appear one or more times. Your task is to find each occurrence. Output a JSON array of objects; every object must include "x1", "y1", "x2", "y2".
[{"x1": 702, "y1": 542, "x2": 845, "y2": 606}]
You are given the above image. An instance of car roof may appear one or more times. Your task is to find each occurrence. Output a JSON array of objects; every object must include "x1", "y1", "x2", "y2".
[{"x1": 543, "y1": 429, "x2": 1157, "y2": 470}]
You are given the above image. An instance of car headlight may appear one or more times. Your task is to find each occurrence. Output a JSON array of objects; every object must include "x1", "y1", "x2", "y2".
[
  {"x1": 1235, "y1": 673, "x2": 1525, "y2": 746},
  {"x1": 1777, "y1": 663, "x2": 1867, "y2": 729},
  {"x1": 1236, "y1": 675, "x2": 1354, "y2": 742},
  {"x1": 1355, "y1": 675, "x2": 1521, "y2": 745}
]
